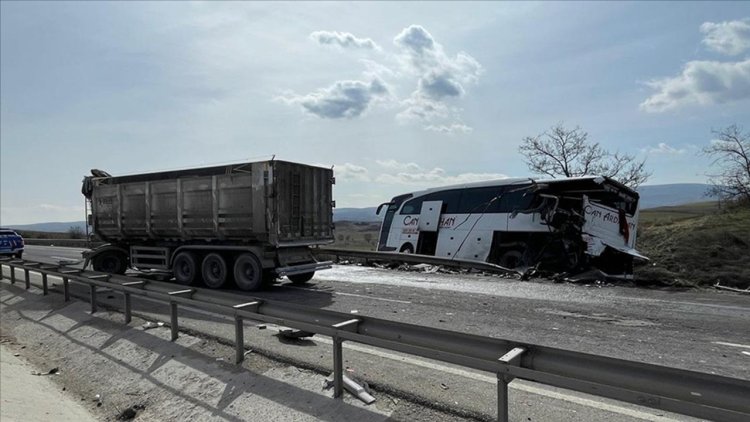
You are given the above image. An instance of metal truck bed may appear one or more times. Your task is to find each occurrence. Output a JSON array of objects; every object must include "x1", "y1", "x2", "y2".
[{"x1": 88, "y1": 160, "x2": 334, "y2": 246}]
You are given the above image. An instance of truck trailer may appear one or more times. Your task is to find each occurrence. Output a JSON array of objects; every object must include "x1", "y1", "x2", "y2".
[{"x1": 81, "y1": 160, "x2": 335, "y2": 291}]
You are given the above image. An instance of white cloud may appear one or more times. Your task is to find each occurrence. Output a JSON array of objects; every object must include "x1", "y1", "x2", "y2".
[
  {"x1": 335, "y1": 163, "x2": 370, "y2": 181},
  {"x1": 375, "y1": 159, "x2": 423, "y2": 171},
  {"x1": 374, "y1": 160, "x2": 507, "y2": 186},
  {"x1": 277, "y1": 78, "x2": 389, "y2": 119},
  {"x1": 640, "y1": 59, "x2": 750, "y2": 112},
  {"x1": 424, "y1": 123, "x2": 473, "y2": 134},
  {"x1": 641, "y1": 143, "x2": 686, "y2": 155},
  {"x1": 393, "y1": 25, "x2": 483, "y2": 126},
  {"x1": 310, "y1": 31, "x2": 380, "y2": 50},
  {"x1": 700, "y1": 19, "x2": 750, "y2": 56}
]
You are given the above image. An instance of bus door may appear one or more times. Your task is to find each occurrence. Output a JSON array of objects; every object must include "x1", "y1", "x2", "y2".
[{"x1": 417, "y1": 200, "x2": 442, "y2": 255}]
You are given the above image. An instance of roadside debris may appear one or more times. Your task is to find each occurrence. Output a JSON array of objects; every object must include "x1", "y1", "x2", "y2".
[
  {"x1": 256, "y1": 324, "x2": 267, "y2": 330},
  {"x1": 32, "y1": 367, "x2": 59, "y2": 376},
  {"x1": 714, "y1": 283, "x2": 750, "y2": 294},
  {"x1": 118, "y1": 404, "x2": 146, "y2": 421},
  {"x1": 278, "y1": 329, "x2": 315, "y2": 340},
  {"x1": 142, "y1": 321, "x2": 165, "y2": 330},
  {"x1": 324, "y1": 373, "x2": 376, "y2": 404},
  {"x1": 440, "y1": 383, "x2": 449, "y2": 390}
]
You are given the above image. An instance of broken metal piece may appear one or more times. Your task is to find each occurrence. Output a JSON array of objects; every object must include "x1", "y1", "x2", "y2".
[{"x1": 278, "y1": 329, "x2": 315, "y2": 339}]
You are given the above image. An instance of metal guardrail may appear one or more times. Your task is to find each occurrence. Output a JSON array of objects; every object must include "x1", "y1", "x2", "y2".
[
  {"x1": 1, "y1": 257, "x2": 748, "y2": 422},
  {"x1": 314, "y1": 247, "x2": 520, "y2": 276}
]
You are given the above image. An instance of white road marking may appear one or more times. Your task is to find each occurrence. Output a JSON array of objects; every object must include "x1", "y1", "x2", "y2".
[
  {"x1": 742, "y1": 351, "x2": 750, "y2": 356},
  {"x1": 712, "y1": 341, "x2": 750, "y2": 349},
  {"x1": 283, "y1": 285, "x2": 412, "y2": 304}
]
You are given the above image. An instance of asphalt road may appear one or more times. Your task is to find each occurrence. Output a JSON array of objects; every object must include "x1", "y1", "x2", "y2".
[{"x1": 12, "y1": 244, "x2": 750, "y2": 421}]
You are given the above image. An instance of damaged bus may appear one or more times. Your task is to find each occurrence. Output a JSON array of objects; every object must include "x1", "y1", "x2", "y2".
[{"x1": 375, "y1": 176, "x2": 647, "y2": 276}]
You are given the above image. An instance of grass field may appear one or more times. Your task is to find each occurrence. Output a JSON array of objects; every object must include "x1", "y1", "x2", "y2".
[{"x1": 636, "y1": 203, "x2": 750, "y2": 288}]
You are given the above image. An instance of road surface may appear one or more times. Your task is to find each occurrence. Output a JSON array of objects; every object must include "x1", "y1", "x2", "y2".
[{"x1": 9, "y1": 244, "x2": 750, "y2": 421}]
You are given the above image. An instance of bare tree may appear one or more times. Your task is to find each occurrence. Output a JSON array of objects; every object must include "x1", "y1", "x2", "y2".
[
  {"x1": 519, "y1": 123, "x2": 651, "y2": 189},
  {"x1": 703, "y1": 124, "x2": 750, "y2": 205}
]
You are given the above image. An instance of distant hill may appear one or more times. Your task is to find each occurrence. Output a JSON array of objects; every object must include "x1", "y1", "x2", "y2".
[
  {"x1": 7, "y1": 221, "x2": 86, "y2": 233},
  {"x1": 636, "y1": 184, "x2": 717, "y2": 209},
  {"x1": 334, "y1": 207, "x2": 381, "y2": 222}
]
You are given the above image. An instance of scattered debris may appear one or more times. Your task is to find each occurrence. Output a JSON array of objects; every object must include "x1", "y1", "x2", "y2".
[
  {"x1": 440, "y1": 383, "x2": 449, "y2": 390},
  {"x1": 142, "y1": 321, "x2": 165, "y2": 330},
  {"x1": 94, "y1": 393, "x2": 103, "y2": 406},
  {"x1": 13, "y1": 353, "x2": 20, "y2": 357},
  {"x1": 118, "y1": 404, "x2": 146, "y2": 421},
  {"x1": 216, "y1": 358, "x2": 224, "y2": 362},
  {"x1": 714, "y1": 283, "x2": 750, "y2": 294},
  {"x1": 324, "y1": 373, "x2": 376, "y2": 404},
  {"x1": 278, "y1": 329, "x2": 315, "y2": 339},
  {"x1": 350, "y1": 310, "x2": 359, "y2": 314},
  {"x1": 256, "y1": 324, "x2": 267, "y2": 330},
  {"x1": 32, "y1": 367, "x2": 59, "y2": 376},
  {"x1": 243, "y1": 349, "x2": 254, "y2": 356}
]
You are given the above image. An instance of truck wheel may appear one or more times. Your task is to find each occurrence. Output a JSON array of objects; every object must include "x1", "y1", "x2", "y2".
[
  {"x1": 234, "y1": 253, "x2": 262, "y2": 291},
  {"x1": 202, "y1": 253, "x2": 228, "y2": 289},
  {"x1": 173, "y1": 252, "x2": 199, "y2": 285},
  {"x1": 288, "y1": 271, "x2": 315, "y2": 284},
  {"x1": 92, "y1": 251, "x2": 127, "y2": 274}
]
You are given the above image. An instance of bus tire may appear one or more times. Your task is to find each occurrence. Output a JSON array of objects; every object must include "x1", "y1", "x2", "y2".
[
  {"x1": 173, "y1": 252, "x2": 200, "y2": 285},
  {"x1": 400, "y1": 243, "x2": 414, "y2": 254},
  {"x1": 498, "y1": 250, "x2": 524, "y2": 269},
  {"x1": 201, "y1": 253, "x2": 228, "y2": 289},
  {"x1": 288, "y1": 271, "x2": 315, "y2": 284},
  {"x1": 234, "y1": 253, "x2": 263, "y2": 291}
]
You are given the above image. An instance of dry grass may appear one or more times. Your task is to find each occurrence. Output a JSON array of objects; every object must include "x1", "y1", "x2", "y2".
[{"x1": 636, "y1": 204, "x2": 750, "y2": 288}]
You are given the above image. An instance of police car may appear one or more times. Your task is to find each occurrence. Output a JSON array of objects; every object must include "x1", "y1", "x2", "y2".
[{"x1": 0, "y1": 228, "x2": 24, "y2": 258}]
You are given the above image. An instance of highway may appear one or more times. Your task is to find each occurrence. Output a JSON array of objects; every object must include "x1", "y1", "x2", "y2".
[{"x1": 10, "y1": 244, "x2": 750, "y2": 421}]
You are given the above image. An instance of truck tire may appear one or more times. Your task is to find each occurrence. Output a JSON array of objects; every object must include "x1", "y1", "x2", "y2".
[
  {"x1": 234, "y1": 253, "x2": 262, "y2": 291},
  {"x1": 202, "y1": 253, "x2": 228, "y2": 289},
  {"x1": 173, "y1": 251, "x2": 200, "y2": 285},
  {"x1": 288, "y1": 271, "x2": 315, "y2": 284},
  {"x1": 92, "y1": 251, "x2": 127, "y2": 274}
]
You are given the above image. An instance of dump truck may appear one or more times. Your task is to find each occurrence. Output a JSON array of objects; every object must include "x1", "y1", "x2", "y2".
[{"x1": 81, "y1": 160, "x2": 335, "y2": 291}]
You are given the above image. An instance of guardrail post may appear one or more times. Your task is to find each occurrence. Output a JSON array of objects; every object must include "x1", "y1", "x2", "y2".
[
  {"x1": 42, "y1": 273, "x2": 48, "y2": 295},
  {"x1": 170, "y1": 302, "x2": 179, "y2": 341},
  {"x1": 124, "y1": 293, "x2": 132, "y2": 324},
  {"x1": 235, "y1": 316, "x2": 244, "y2": 364},
  {"x1": 89, "y1": 285, "x2": 97, "y2": 313},
  {"x1": 497, "y1": 374, "x2": 511, "y2": 422},
  {"x1": 10, "y1": 265, "x2": 15, "y2": 284},
  {"x1": 333, "y1": 336, "x2": 344, "y2": 398},
  {"x1": 63, "y1": 277, "x2": 70, "y2": 302},
  {"x1": 24, "y1": 269, "x2": 30, "y2": 289}
]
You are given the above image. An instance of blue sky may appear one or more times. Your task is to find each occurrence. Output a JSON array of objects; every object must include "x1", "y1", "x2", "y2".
[{"x1": 1, "y1": 1, "x2": 749, "y2": 224}]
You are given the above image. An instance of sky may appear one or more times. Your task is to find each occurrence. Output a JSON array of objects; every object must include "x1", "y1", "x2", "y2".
[{"x1": 1, "y1": 1, "x2": 749, "y2": 225}]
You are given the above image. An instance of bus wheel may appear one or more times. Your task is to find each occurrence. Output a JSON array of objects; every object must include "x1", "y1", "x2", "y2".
[
  {"x1": 234, "y1": 253, "x2": 262, "y2": 291},
  {"x1": 202, "y1": 253, "x2": 228, "y2": 289},
  {"x1": 288, "y1": 271, "x2": 315, "y2": 284},
  {"x1": 498, "y1": 250, "x2": 524, "y2": 269},
  {"x1": 173, "y1": 252, "x2": 200, "y2": 285},
  {"x1": 93, "y1": 251, "x2": 127, "y2": 275},
  {"x1": 400, "y1": 243, "x2": 414, "y2": 254}
]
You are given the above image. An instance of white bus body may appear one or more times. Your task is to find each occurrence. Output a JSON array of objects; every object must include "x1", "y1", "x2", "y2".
[{"x1": 376, "y1": 176, "x2": 646, "y2": 274}]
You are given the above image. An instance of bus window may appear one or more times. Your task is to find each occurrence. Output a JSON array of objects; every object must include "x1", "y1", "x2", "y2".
[
  {"x1": 497, "y1": 188, "x2": 536, "y2": 213},
  {"x1": 457, "y1": 187, "x2": 505, "y2": 213},
  {"x1": 400, "y1": 197, "x2": 423, "y2": 215},
  {"x1": 423, "y1": 190, "x2": 462, "y2": 213}
]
